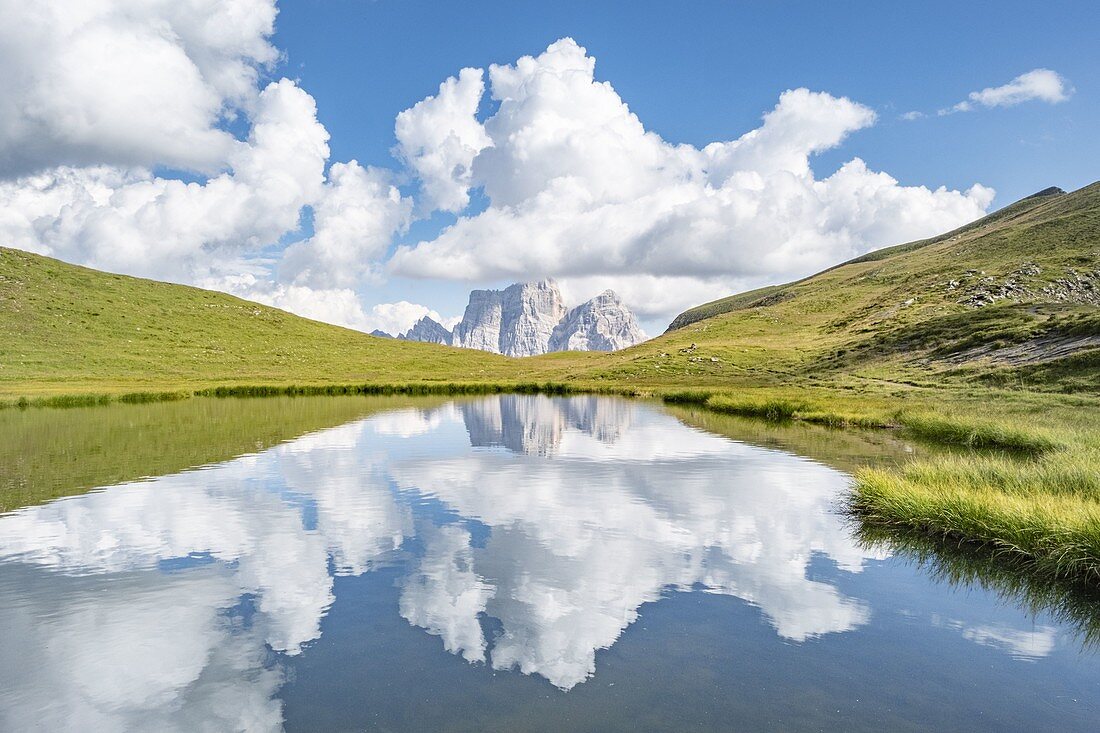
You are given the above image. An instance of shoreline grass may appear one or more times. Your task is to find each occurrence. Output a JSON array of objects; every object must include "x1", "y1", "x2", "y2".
[
  {"x1": 852, "y1": 446, "x2": 1100, "y2": 583},
  {"x1": 660, "y1": 389, "x2": 889, "y2": 427},
  {"x1": 0, "y1": 380, "x2": 617, "y2": 410},
  {"x1": 897, "y1": 413, "x2": 1062, "y2": 453}
]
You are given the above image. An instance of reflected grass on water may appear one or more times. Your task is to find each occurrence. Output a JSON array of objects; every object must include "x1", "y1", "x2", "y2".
[
  {"x1": 0, "y1": 394, "x2": 454, "y2": 512},
  {"x1": 856, "y1": 522, "x2": 1100, "y2": 648},
  {"x1": 662, "y1": 403, "x2": 931, "y2": 474}
]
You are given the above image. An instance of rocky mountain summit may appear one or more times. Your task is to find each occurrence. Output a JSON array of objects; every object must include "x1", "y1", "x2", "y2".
[
  {"x1": 391, "y1": 279, "x2": 646, "y2": 356},
  {"x1": 453, "y1": 280, "x2": 567, "y2": 356},
  {"x1": 399, "y1": 316, "x2": 452, "y2": 345},
  {"x1": 549, "y1": 290, "x2": 645, "y2": 352}
]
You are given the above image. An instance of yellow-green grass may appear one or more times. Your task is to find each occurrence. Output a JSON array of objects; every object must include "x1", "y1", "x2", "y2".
[
  {"x1": 852, "y1": 446, "x2": 1100, "y2": 583},
  {"x1": 896, "y1": 413, "x2": 1062, "y2": 453},
  {"x1": 0, "y1": 394, "x2": 456, "y2": 512},
  {"x1": 0, "y1": 246, "x2": 535, "y2": 398}
]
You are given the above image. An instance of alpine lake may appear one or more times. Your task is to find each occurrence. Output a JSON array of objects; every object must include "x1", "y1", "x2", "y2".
[{"x1": 1, "y1": 394, "x2": 1098, "y2": 731}]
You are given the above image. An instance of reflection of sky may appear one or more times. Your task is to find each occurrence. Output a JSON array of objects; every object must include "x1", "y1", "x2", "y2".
[{"x1": 0, "y1": 396, "x2": 1072, "y2": 728}]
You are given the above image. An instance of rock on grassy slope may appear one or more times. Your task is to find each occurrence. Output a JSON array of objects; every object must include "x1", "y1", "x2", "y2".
[{"x1": 575, "y1": 182, "x2": 1099, "y2": 392}]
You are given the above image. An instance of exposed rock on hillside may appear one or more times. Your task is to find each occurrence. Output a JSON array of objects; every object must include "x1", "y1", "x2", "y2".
[
  {"x1": 951, "y1": 264, "x2": 1100, "y2": 308},
  {"x1": 549, "y1": 290, "x2": 646, "y2": 352}
]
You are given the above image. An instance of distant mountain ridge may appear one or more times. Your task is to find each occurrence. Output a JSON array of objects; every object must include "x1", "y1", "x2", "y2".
[{"x1": 389, "y1": 279, "x2": 646, "y2": 356}]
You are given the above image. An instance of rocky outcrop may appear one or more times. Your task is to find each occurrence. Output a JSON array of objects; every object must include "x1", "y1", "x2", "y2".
[
  {"x1": 452, "y1": 280, "x2": 567, "y2": 357},
  {"x1": 498, "y1": 280, "x2": 567, "y2": 356},
  {"x1": 949, "y1": 264, "x2": 1100, "y2": 308},
  {"x1": 400, "y1": 316, "x2": 452, "y2": 345},
  {"x1": 402, "y1": 279, "x2": 646, "y2": 356},
  {"x1": 369, "y1": 329, "x2": 393, "y2": 338},
  {"x1": 451, "y1": 288, "x2": 505, "y2": 352},
  {"x1": 548, "y1": 290, "x2": 646, "y2": 352}
]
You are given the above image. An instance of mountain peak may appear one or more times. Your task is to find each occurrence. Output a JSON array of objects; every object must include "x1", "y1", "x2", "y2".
[
  {"x1": 408, "y1": 280, "x2": 645, "y2": 356},
  {"x1": 399, "y1": 315, "x2": 452, "y2": 346},
  {"x1": 549, "y1": 292, "x2": 645, "y2": 353}
]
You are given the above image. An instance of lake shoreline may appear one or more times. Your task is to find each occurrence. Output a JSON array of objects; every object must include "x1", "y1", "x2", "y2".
[{"x1": 4, "y1": 379, "x2": 1098, "y2": 588}]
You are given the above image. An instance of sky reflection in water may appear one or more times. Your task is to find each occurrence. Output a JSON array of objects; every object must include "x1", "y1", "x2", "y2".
[{"x1": 0, "y1": 395, "x2": 1096, "y2": 731}]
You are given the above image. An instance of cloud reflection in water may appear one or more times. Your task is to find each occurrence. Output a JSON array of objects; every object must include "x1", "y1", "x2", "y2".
[{"x1": 0, "y1": 395, "x2": 1059, "y2": 729}]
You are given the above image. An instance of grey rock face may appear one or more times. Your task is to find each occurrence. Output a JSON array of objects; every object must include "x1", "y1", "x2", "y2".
[
  {"x1": 401, "y1": 280, "x2": 645, "y2": 357},
  {"x1": 400, "y1": 316, "x2": 452, "y2": 345},
  {"x1": 369, "y1": 329, "x2": 393, "y2": 338},
  {"x1": 452, "y1": 288, "x2": 505, "y2": 352},
  {"x1": 549, "y1": 290, "x2": 646, "y2": 352},
  {"x1": 452, "y1": 279, "x2": 567, "y2": 357},
  {"x1": 498, "y1": 280, "x2": 567, "y2": 357}
]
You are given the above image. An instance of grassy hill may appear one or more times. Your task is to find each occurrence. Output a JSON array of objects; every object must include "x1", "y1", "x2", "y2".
[
  {"x1": 0, "y1": 248, "x2": 535, "y2": 397},
  {"x1": 666, "y1": 185, "x2": 1071, "y2": 330},
  {"x1": 568, "y1": 182, "x2": 1100, "y2": 393}
]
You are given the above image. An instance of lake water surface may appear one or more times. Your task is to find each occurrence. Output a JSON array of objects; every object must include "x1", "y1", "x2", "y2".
[{"x1": 1, "y1": 395, "x2": 1098, "y2": 731}]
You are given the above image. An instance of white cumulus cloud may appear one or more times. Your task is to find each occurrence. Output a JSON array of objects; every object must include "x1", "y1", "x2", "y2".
[
  {"x1": 0, "y1": 1, "x2": 419, "y2": 334},
  {"x1": 0, "y1": 0, "x2": 280, "y2": 176},
  {"x1": 394, "y1": 68, "x2": 492, "y2": 214},
  {"x1": 389, "y1": 38, "x2": 994, "y2": 320},
  {"x1": 0, "y1": 18, "x2": 1003, "y2": 331},
  {"x1": 0, "y1": 78, "x2": 329, "y2": 282},
  {"x1": 945, "y1": 68, "x2": 1073, "y2": 114},
  {"x1": 202, "y1": 277, "x2": 451, "y2": 336},
  {"x1": 279, "y1": 161, "x2": 413, "y2": 289}
]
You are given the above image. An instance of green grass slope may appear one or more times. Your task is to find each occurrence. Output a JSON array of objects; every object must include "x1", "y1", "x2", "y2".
[
  {"x1": 666, "y1": 184, "x2": 1071, "y2": 330},
  {"x1": 583, "y1": 182, "x2": 1099, "y2": 393},
  {"x1": 0, "y1": 247, "x2": 532, "y2": 396}
]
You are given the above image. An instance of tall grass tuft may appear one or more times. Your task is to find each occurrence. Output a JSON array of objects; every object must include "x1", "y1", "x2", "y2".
[
  {"x1": 899, "y1": 413, "x2": 1061, "y2": 453},
  {"x1": 37, "y1": 394, "x2": 112, "y2": 408},
  {"x1": 705, "y1": 395, "x2": 807, "y2": 422},
  {"x1": 852, "y1": 447, "x2": 1100, "y2": 584},
  {"x1": 660, "y1": 390, "x2": 714, "y2": 406}
]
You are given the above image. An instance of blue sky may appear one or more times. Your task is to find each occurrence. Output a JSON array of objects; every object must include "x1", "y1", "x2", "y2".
[
  {"x1": 1, "y1": 0, "x2": 1095, "y2": 335},
  {"x1": 276, "y1": 0, "x2": 1096, "y2": 201},
  {"x1": 273, "y1": 0, "x2": 1097, "y2": 330}
]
